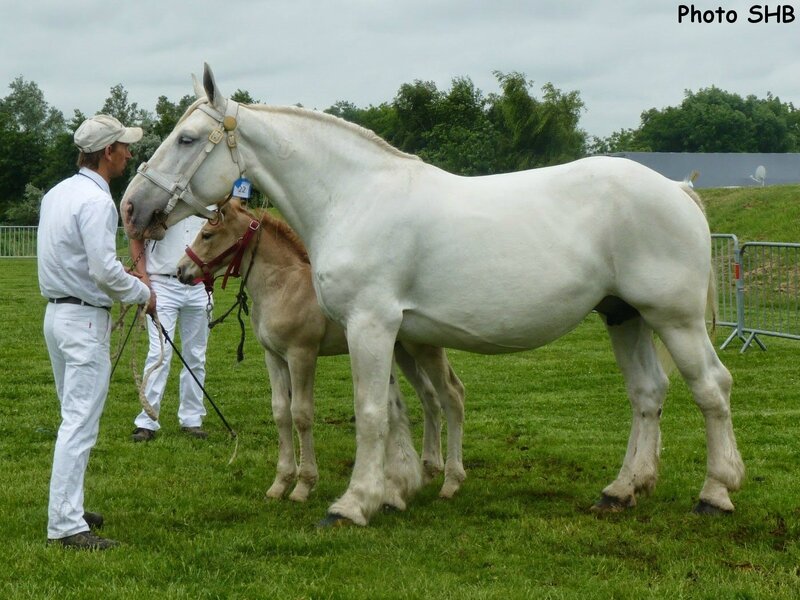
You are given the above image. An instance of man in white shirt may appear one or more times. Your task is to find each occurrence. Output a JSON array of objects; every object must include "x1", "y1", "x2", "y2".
[
  {"x1": 38, "y1": 114, "x2": 156, "y2": 550},
  {"x1": 128, "y1": 215, "x2": 211, "y2": 442}
]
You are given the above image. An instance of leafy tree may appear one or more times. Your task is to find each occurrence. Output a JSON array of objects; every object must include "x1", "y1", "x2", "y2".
[
  {"x1": 5, "y1": 183, "x2": 43, "y2": 225},
  {"x1": 153, "y1": 94, "x2": 195, "y2": 139},
  {"x1": 0, "y1": 77, "x2": 66, "y2": 142},
  {"x1": 596, "y1": 87, "x2": 800, "y2": 153},
  {"x1": 488, "y1": 72, "x2": 586, "y2": 170}
]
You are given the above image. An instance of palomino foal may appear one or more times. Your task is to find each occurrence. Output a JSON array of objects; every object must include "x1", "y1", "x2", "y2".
[{"x1": 176, "y1": 199, "x2": 466, "y2": 503}]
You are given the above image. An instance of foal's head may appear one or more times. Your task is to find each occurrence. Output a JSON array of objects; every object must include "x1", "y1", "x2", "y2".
[{"x1": 176, "y1": 198, "x2": 257, "y2": 285}]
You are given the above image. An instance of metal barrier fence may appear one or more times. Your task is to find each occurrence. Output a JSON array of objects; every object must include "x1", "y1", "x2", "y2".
[
  {"x1": 0, "y1": 226, "x2": 37, "y2": 258},
  {"x1": 0, "y1": 226, "x2": 129, "y2": 259},
  {"x1": 712, "y1": 234, "x2": 800, "y2": 352}
]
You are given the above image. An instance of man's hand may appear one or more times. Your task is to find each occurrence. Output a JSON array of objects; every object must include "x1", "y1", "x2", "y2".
[{"x1": 144, "y1": 289, "x2": 158, "y2": 318}]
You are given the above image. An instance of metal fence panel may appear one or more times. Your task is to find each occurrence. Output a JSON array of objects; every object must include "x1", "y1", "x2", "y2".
[
  {"x1": 739, "y1": 241, "x2": 800, "y2": 347},
  {"x1": 0, "y1": 227, "x2": 129, "y2": 258},
  {"x1": 0, "y1": 226, "x2": 37, "y2": 258}
]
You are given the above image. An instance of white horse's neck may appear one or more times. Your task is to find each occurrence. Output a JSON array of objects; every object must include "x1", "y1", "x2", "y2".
[{"x1": 237, "y1": 105, "x2": 422, "y2": 245}]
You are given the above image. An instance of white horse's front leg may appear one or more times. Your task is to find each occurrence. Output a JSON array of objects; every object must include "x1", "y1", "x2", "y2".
[
  {"x1": 264, "y1": 351, "x2": 297, "y2": 500},
  {"x1": 325, "y1": 314, "x2": 402, "y2": 526}
]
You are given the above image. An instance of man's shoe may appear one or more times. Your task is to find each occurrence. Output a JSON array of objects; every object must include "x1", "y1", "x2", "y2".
[
  {"x1": 181, "y1": 426, "x2": 208, "y2": 439},
  {"x1": 48, "y1": 531, "x2": 119, "y2": 550},
  {"x1": 131, "y1": 427, "x2": 155, "y2": 442},
  {"x1": 83, "y1": 511, "x2": 103, "y2": 530}
]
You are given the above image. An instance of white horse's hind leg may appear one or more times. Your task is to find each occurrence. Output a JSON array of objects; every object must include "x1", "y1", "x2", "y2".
[
  {"x1": 595, "y1": 316, "x2": 669, "y2": 511},
  {"x1": 286, "y1": 351, "x2": 319, "y2": 502},
  {"x1": 264, "y1": 352, "x2": 297, "y2": 499},
  {"x1": 658, "y1": 321, "x2": 744, "y2": 512}
]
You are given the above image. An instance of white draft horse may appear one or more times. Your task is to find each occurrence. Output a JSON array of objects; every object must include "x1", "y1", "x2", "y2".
[
  {"x1": 122, "y1": 64, "x2": 744, "y2": 526},
  {"x1": 175, "y1": 198, "x2": 466, "y2": 502}
]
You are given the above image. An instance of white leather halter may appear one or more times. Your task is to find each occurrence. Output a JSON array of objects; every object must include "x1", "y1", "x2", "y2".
[{"x1": 136, "y1": 99, "x2": 246, "y2": 220}]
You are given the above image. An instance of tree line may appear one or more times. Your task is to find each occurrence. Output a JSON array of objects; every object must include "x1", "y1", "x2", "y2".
[{"x1": 1, "y1": 72, "x2": 798, "y2": 224}]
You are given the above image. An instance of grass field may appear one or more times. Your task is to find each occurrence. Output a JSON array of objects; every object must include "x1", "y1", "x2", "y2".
[{"x1": 1, "y1": 186, "x2": 799, "y2": 599}]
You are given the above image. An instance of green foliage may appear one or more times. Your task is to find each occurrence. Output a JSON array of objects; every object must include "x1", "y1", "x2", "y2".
[
  {"x1": 595, "y1": 87, "x2": 800, "y2": 153},
  {"x1": 4, "y1": 183, "x2": 43, "y2": 225}
]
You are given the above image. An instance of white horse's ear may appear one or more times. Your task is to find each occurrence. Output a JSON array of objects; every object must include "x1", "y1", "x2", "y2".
[
  {"x1": 203, "y1": 63, "x2": 226, "y2": 112},
  {"x1": 192, "y1": 73, "x2": 206, "y2": 100}
]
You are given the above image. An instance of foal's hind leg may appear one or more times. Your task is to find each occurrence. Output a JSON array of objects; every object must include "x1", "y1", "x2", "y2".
[
  {"x1": 594, "y1": 316, "x2": 669, "y2": 512},
  {"x1": 657, "y1": 321, "x2": 744, "y2": 513},
  {"x1": 264, "y1": 351, "x2": 297, "y2": 499}
]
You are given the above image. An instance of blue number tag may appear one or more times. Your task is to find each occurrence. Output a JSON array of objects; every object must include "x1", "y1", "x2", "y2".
[{"x1": 232, "y1": 177, "x2": 252, "y2": 199}]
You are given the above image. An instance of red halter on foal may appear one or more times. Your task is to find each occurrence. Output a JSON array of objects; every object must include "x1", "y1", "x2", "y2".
[{"x1": 184, "y1": 218, "x2": 261, "y2": 292}]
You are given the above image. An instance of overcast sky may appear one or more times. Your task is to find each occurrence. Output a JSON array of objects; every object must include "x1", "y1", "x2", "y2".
[{"x1": 1, "y1": 0, "x2": 799, "y2": 139}]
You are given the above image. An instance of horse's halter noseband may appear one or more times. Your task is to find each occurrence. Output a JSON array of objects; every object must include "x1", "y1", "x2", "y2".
[
  {"x1": 184, "y1": 218, "x2": 261, "y2": 293},
  {"x1": 136, "y1": 99, "x2": 247, "y2": 221}
]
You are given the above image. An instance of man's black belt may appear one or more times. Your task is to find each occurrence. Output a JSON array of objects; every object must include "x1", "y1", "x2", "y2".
[{"x1": 48, "y1": 296, "x2": 111, "y2": 311}]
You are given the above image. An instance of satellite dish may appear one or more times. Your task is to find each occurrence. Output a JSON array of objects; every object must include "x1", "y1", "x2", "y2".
[{"x1": 750, "y1": 165, "x2": 766, "y2": 186}]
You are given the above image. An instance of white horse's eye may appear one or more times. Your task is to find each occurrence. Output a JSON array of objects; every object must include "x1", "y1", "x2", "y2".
[{"x1": 179, "y1": 136, "x2": 195, "y2": 145}]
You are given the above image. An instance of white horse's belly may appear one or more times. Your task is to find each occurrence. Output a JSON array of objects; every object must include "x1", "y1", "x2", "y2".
[{"x1": 398, "y1": 302, "x2": 590, "y2": 353}]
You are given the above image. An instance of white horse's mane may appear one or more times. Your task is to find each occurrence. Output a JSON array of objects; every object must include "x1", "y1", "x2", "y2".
[
  {"x1": 247, "y1": 104, "x2": 422, "y2": 162},
  {"x1": 178, "y1": 97, "x2": 419, "y2": 162}
]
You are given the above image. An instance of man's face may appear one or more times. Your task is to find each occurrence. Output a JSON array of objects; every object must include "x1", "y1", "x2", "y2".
[{"x1": 107, "y1": 142, "x2": 132, "y2": 179}]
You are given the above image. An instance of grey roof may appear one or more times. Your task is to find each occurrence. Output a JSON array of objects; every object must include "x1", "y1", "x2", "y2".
[{"x1": 607, "y1": 152, "x2": 800, "y2": 188}]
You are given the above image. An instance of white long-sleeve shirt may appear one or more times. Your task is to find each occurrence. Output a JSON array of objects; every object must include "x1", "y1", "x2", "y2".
[
  {"x1": 38, "y1": 168, "x2": 151, "y2": 307},
  {"x1": 143, "y1": 213, "x2": 208, "y2": 276}
]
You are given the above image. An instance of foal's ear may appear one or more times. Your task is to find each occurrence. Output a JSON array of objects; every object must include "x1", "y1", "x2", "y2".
[{"x1": 203, "y1": 63, "x2": 227, "y2": 113}]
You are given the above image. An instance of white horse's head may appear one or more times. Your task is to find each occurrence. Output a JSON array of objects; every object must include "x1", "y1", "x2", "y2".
[{"x1": 122, "y1": 64, "x2": 243, "y2": 239}]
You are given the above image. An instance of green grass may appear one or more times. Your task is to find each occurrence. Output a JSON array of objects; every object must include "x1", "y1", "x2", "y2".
[{"x1": 1, "y1": 185, "x2": 800, "y2": 598}]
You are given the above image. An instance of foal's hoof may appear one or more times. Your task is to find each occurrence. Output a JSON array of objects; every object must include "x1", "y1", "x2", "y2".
[
  {"x1": 692, "y1": 500, "x2": 733, "y2": 516},
  {"x1": 590, "y1": 493, "x2": 633, "y2": 514},
  {"x1": 316, "y1": 513, "x2": 355, "y2": 529}
]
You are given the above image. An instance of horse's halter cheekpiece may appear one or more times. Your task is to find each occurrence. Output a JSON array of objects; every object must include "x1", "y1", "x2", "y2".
[
  {"x1": 184, "y1": 218, "x2": 261, "y2": 293},
  {"x1": 136, "y1": 99, "x2": 247, "y2": 221}
]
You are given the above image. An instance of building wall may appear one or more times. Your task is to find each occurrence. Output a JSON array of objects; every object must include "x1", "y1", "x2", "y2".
[{"x1": 608, "y1": 152, "x2": 800, "y2": 188}]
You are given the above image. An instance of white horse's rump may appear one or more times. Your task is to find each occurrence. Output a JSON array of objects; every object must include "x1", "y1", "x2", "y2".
[{"x1": 122, "y1": 64, "x2": 744, "y2": 525}]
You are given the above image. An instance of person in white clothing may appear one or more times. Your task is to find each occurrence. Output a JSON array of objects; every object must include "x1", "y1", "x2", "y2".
[
  {"x1": 128, "y1": 215, "x2": 212, "y2": 442},
  {"x1": 39, "y1": 114, "x2": 155, "y2": 550}
]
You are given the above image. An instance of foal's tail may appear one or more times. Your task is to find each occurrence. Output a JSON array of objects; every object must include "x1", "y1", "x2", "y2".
[{"x1": 677, "y1": 176, "x2": 718, "y2": 338}]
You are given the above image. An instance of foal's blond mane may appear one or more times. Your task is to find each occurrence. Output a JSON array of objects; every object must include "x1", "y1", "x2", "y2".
[{"x1": 248, "y1": 206, "x2": 310, "y2": 264}]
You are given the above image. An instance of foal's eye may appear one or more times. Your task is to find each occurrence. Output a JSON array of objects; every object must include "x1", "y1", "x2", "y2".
[{"x1": 201, "y1": 232, "x2": 213, "y2": 241}]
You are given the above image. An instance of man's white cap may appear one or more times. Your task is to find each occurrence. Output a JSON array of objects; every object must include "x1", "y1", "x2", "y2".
[{"x1": 74, "y1": 114, "x2": 143, "y2": 153}]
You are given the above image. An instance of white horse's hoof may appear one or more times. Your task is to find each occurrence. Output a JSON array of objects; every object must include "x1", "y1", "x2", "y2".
[
  {"x1": 590, "y1": 493, "x2": 634, "y2": 513},
  {"x1": 316, "y1": 513, "x2": 356, "y2": 528},
  {"x1": 693, "y1": 499, "x2": 733, "y2": 515}
]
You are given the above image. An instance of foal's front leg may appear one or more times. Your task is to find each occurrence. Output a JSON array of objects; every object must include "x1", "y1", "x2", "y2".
[
  {"x1": 264, "y1": 351, "x2": 297, "y2": 499},
  {"x1": 286, "y1": 350, "x2": 319, "y2": 502}
]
